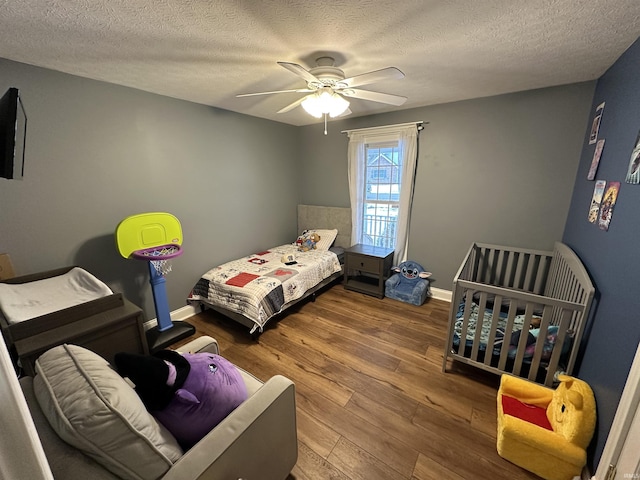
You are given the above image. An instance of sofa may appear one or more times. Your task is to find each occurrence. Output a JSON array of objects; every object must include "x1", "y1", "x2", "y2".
[{"x1": 18, "y1": 335, "x2": 298, "y2": 480}]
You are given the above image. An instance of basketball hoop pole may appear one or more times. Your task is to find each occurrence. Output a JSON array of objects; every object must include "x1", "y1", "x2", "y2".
[
  {"x1": 145, "y1": 262, "x2": 195, "y2": 352},
  {"x1": 148, "y1": 263, "x2": 173, "y2": 332}
]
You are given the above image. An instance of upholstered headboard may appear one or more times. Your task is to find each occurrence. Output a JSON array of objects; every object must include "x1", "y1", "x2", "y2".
[{"x1": 297, "y1": 205, "x2": 351, "y2": 248}]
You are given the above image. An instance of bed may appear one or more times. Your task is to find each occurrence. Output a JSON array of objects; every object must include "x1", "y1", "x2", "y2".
[
  {"x1": 188, "y1": 205, "x2": 351, "y2": 335},
  {"x1": 442, "y1": 242, "x2": 595, "y2": 387},
  {"x1": 0, "y1": 266, "x2": 148, "y2": 375}
]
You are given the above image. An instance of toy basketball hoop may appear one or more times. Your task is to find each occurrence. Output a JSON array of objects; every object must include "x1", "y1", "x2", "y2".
[{"x1": 115, "y1": 212, "x2": 195, "y2": 352}]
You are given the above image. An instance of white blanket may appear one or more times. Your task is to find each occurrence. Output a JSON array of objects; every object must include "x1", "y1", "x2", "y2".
[{"x1": 0, "y1": 267, "x2": 113, "y2": 324}]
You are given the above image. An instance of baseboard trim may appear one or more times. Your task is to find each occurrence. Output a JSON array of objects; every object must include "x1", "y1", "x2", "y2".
[
  {"x1": 430, "y1": 287, "x2": 452, "y2": 303},
  {"x1": 143, "y1": 304, "x2": 198, "y2": 331}
]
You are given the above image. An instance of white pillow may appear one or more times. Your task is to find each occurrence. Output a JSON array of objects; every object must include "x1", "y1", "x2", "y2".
[
  {"x1": 34, "y1": 344, "x2": 182, "y2": 480},
  {"x1": 299, "y1": 229, "x2": 338, "y2": 251}
]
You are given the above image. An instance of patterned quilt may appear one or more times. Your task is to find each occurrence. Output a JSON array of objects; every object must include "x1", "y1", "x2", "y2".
[{"x1": 188, "y1": 244, "x2": 342, "y2": 332}]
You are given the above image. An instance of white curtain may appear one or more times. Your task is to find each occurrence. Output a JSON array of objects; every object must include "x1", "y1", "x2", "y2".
[
  {"x1": 347, "y1": 123, "x2": 420, "y2": 265},
  {"x1": 348, "y1": 131, "x2": 367, "y2": 246},
  {"x1": 395, "y1": 125, "x2": 419, "y2": 264}
]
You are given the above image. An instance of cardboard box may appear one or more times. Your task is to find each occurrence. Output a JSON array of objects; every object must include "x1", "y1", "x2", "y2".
[{"x1": 0, "y1": 253, "x2": 16, "y2": 280}]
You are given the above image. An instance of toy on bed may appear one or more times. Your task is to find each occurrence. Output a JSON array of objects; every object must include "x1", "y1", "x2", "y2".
[
  {"x1": 497, "y1": 373, "x2": 596, "y2": 480},
  {"x1": 297, "y1": 231, "x2": 321, "y2": 252},
  {"x1": 384, "y1": 260, "x2": 432, "y2": 306},
  {"x1": 115, "y1": 349, "x2": 248, "y2": 449}
]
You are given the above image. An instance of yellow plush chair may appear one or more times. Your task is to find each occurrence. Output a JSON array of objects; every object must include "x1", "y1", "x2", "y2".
[{"x1": 496, "y1": 374, "x2": 596, "y2": 480}]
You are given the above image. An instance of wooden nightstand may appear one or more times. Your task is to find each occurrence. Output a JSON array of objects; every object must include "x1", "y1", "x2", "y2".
[{"x1": 343, "y1": 244, "x2": 394, "y2": 298}]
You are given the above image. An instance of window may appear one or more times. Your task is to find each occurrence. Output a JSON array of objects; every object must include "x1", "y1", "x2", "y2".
[
  {"x1": 347, "y1": 123, "x2": 420, "y2": 264},
  {"x1": 363, "y1": 141, "x2": 401, "y2": 249}
]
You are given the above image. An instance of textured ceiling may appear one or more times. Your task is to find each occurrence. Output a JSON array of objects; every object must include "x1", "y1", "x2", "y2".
[{"x1": 1, "y1": 1, "x2": 639, "y2": 126}]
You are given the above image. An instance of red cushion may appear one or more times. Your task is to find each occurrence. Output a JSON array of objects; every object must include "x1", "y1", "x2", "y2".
[{"x1": 501, "y1": 395, "x2": 553, "y2": 430}]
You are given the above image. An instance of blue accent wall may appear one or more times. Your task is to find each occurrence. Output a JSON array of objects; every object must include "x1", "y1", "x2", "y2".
[{"x1": 563, "y1": 37, "x2": 640, "y2": 467}]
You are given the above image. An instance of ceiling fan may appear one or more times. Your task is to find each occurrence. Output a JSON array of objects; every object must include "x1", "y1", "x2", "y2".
[{"x1": 236, "y1": 56, "x2": 407, "y2": 123}]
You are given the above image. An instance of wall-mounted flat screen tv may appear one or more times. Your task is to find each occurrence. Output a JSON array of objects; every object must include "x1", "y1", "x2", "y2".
[{"x1": 0, "y1": 87, "x2": 27, "y2": 180}]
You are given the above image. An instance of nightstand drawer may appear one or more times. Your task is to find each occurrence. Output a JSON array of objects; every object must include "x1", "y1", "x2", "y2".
[{"x1": 349, "y1": 254, "x2": 382, "y2": 274}]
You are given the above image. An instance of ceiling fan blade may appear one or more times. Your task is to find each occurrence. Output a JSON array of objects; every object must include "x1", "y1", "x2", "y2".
[
  {"x1": 277, "y1": 61, "x2": 320, "y2": 84},
  {"x1": 342, "y1": 88, "x2": 407, "y2": 106},
  {"x1": 277, "y1": 96, "x2": 308, "y2": 114},
  {"x1": 341, "y1": 67, "x2": 405, "y2": 88},
  {"x1": 236, "y1": 88, "x2": 313, "y2": 98}
]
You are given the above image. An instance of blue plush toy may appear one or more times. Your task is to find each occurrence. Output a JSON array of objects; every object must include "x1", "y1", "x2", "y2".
[{"x1": 384, "y1": 260, "x2": 432, "y2": 306}]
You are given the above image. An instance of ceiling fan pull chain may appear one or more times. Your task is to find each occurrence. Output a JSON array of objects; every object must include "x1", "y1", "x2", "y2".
[{"x1": 324, "y1": 113, "x2": 328, "y2": 135}]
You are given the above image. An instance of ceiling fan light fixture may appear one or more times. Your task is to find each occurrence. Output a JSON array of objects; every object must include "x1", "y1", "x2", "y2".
[{"x1": 301, "y1": 88, "x2": 350, "y2": 118}]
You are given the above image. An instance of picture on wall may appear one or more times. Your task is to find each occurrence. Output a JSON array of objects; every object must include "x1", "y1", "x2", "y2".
[
  {"x1": 624, "y1": 129, "x2": 640, "y2": 184},
  {"x1": 598, "y1": 181, "x2": 620, "y2": 231},
  {"x1": 587, "y1": 138, "x2": 605, "y2": 180},
  {"x1": 588, "y1": 180, "x2": 606, "y2": 223},
  {"x1": 589, "y1": 101, "x2": 605, "y2": 145}
]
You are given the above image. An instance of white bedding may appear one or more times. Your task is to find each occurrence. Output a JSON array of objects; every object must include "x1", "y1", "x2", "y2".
[
  {"x1": 188, "y1": 244, "x2": 341, "y2": 332},
  {"x1": 0, "y1": 267, "x2": 113, "y2": 325}
]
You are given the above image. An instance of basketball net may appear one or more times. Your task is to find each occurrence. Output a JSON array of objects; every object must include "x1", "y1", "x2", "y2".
[{"x1": 135, "y1": 245, "x2": 180, "y2": 276}]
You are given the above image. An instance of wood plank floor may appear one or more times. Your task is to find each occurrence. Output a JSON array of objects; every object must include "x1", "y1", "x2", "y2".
[{"x1": 171, "y1": 283, "x2": 541, "y2": 480}]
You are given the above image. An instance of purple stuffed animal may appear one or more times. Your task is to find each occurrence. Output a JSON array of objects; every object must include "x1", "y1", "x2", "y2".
[{"x1": 115, "y1": 350, "x2": 247, "y2": 449}]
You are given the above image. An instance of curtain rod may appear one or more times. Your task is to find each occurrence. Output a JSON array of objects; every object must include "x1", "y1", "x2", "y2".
[{"x1": 341, "y1": 121, "x2": 427, "y2": 135}]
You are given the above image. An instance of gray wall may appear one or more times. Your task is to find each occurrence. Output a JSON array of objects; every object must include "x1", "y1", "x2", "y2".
[
  {"x1": 0, "y1": 58, "x2": 300, "y2": 320},
  {"x1": 0, "y1": 58, "x2": 596, "y2": 324},
  {"x1": 298, "y1": 83, "x2": 596, "y2": 290},
  {"x1": 563, "y1": 36, "x2": 640, "y2": 468}
]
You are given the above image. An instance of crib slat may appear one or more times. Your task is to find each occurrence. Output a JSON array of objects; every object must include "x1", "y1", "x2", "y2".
[
  {"x1": 497, "y1": 300, "x2": 519, "y2": 371},
  {"x1": 495, "y1": 251, "x2": 506, "y2": 287},
  {"x1": 458, "y1": 290, "x2": 475, "y2": 358},
  {"x1": 484, "y1": 294, "x2": 503, "y2": 367},
  {"x1": 470, "y1": 292, "x2": 488, "y2": 361},
  {"x1": 523, "y1": 254, "x2": 538, "y2": 292},
  {"x1": 512, "y1": 253, "x2": 524, "y2": 290},
  {"x1": 512, "y1": 303, "x2": 537, "y2": 377},
  {"x1": 504, "y1": 251, "x2": 516, "y2": 288},
  {"x1": 527, "y1": 306, "x2": 552, "y2": 383}
]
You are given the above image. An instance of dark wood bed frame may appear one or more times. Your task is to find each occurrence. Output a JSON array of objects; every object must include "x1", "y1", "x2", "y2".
[{"x1": 0, "y1": 266, "x2": 149, "y2": 375}]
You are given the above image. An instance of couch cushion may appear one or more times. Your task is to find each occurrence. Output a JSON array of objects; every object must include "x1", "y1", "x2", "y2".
[
  {"x1": 20, "y1": 376, "x2": 120, "y2": 480},
  {"x1": 34, "y1": 344, "x2": 183, "y2": 480}
]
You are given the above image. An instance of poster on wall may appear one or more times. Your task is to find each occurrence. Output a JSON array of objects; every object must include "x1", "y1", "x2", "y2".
[
  {"x1": 589, "y1": 101, "x2": 605, "y2": 145},
  {"x1": 624, "y1": 130, "x2": 640, "y2": 184},
  {"x1": 598, "y1": 181, "x2": 620, "y2": 231},
  {"x1": 588, "y1": 180, "x2": 606, "y2": 223},
  {"x1": 587, "y1": 138, "x2": 605, "y2": 180}
]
